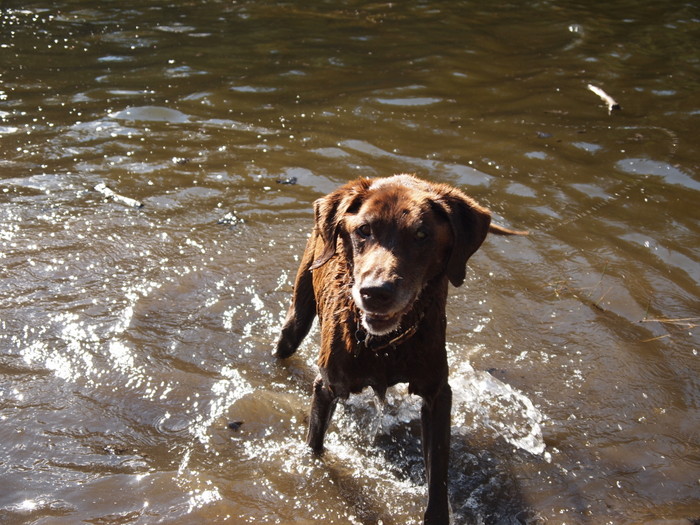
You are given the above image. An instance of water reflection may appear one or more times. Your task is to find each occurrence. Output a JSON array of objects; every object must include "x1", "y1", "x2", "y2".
[{"x1": 1, "y1": 1, "x2": 699, "y2": 524}]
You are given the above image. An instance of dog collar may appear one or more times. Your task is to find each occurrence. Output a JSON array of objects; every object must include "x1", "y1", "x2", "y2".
[{"x1": 354, "y1": 311, "x2": 425, "y2": 355}]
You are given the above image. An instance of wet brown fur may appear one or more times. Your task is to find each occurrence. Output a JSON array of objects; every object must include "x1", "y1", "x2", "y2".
[{"x1": 274, "y1": 174, "x2": 526, "y2": 525}]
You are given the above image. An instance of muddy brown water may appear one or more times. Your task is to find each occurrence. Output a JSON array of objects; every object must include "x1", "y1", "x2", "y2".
[{"x1": 1, "y1": 1, "x2": 698, "y2": 524}]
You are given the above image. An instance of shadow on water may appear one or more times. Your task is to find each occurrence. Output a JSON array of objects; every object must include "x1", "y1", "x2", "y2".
[{"x1": 373, "y1": 421, "x2": 538, "y2": 525}]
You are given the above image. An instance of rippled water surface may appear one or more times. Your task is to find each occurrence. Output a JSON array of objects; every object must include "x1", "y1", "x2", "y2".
[{"x1": 1, "y1": 1, "x2": 699, "y2": 524}]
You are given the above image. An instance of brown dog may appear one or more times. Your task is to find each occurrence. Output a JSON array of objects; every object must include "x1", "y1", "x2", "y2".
[{"x1": 275, "y1": 174, "x2": 525, "y2": 525}]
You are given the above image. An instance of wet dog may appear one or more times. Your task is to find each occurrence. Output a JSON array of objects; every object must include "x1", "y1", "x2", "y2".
[{"x1": 275, "y1": 174, "x2": 525, "y2": 524}]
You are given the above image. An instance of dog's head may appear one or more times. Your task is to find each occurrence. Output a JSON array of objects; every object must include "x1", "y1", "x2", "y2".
[{"x1": 311, "y1": 174, "x2": 492, "y2": 335}]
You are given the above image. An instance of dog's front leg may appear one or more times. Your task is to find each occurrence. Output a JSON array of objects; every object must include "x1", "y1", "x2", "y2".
[
  {"x1": 306, "y1": 374, "x2": 338, "y2": 453},
  {"x1": 421, "y1": 383, "x2": 452, "y2": 525}
]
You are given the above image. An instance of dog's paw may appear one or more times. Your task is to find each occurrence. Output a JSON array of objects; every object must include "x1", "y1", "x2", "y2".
[{"x1": 273, "y1": 339, "x2": 296, "y2": 359}]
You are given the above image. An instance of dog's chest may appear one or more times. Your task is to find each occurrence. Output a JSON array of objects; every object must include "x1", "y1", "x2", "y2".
[{"x1": 322, "y1": 318, "x2": 445, "y2": 399}]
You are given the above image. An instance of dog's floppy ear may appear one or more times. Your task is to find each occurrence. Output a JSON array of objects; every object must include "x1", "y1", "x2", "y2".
[
  {"x1": 310, "y1": 179, "x2": 370, "y2": 269},
  {"x1": 310, "y1": 193, "x2": 343, "y2": 269},
  {"x1": 437, "y1": 189, "x2": 492, "y2": 287}
]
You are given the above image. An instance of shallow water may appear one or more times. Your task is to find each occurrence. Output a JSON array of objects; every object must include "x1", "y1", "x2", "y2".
[{"x1": 1, "y1": 1, "x2": 698, "y2": 524}]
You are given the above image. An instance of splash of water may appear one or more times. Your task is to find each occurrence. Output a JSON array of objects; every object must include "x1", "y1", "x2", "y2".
[
  {"x1": 337, "y1": 349, "x2": 548, "y2": 459},
  {"x1": 450, "y1": 360, "x2": 548, "y2": 458}
]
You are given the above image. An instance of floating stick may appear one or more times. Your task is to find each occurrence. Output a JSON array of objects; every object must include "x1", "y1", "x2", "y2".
[
  {"x1": 94, "y1": 183, "x2": 143, "y2": 208},
  {"x1": 587, "y1": 84, "x2": 621, "y2": 114}
]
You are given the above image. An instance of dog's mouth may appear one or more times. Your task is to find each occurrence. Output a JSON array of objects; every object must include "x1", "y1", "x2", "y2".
[
  {"x1": 359, "y1": 293, "x2": 418, "y2": 336},
  {"x1": 362, "y1": 311, "x2": 403, "y2": 336}
]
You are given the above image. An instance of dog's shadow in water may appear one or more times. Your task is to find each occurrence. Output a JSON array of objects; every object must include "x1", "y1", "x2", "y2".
[{"x1": 342, "y1": 402, "x2": 540, "y2": 525}]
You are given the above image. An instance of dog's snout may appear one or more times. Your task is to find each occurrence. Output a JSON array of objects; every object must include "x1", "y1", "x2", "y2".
[{"x1": 359, "y1": 281, "x2": 396, "y2": 311}]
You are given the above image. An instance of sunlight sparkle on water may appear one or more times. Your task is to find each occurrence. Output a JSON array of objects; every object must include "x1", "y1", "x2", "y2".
[
  {"x1": 17, "y1": 500, "x2": 38, "y2": 511},
  {"x1": 187, "y1": 487, "x2": 222, "y2": 513},
  {"x1": 189, "y1": 367, "x2": 254, "y2": 446}
]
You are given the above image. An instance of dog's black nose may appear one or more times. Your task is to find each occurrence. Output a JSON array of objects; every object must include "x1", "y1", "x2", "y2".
[{"x1": 360, "y1": 281, "x2": 395, "y2": 311}]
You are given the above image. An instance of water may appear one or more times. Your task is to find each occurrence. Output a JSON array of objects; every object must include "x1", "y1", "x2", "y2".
[{"x1": 1, "y1": 1, "x2": 698, "y2": 523}]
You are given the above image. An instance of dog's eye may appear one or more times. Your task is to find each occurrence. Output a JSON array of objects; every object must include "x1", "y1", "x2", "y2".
[
  {"x1": 415, "y1": 228, "x2": 428, "y2": 240},
  {"x1": 357, "y1": 224, "x2": 372, "y2": 238}
]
